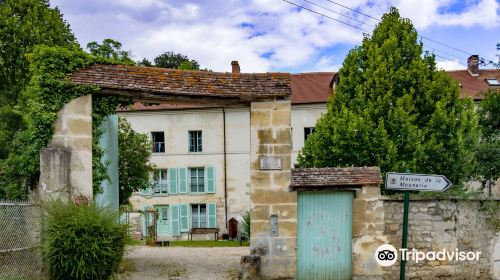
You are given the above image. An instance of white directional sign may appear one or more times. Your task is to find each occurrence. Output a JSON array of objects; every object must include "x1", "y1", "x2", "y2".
[{"x1": 385, "y1": 172, "x2": 452, "y2": 192}]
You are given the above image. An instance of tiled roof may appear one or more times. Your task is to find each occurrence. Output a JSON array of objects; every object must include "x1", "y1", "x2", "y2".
[
  {"x1": 291, "y1": 72, "x2": 335, "y2": 104},
  {"x1": 290, "y1": 167, "x2": 383, "y2": 190},
  {"x1": 70, "y1": 64, "x2": 291, "y2": 102},
  {"x1": 446, "y1": 69, "x2": 500, "y2": 100}
]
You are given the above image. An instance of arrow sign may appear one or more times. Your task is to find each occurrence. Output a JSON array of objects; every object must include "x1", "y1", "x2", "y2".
[{"x1": 385, "y1": 172, "x2": 452, "y2": 192}]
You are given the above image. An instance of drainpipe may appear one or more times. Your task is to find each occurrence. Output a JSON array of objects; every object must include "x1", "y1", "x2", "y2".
[{"x1": 223, "y1": 108, "x2": 228, "y2": 229}]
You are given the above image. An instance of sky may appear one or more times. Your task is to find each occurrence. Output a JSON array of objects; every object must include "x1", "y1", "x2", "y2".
[{"x1": 50, "y1": 0, "x2": 500, "y2": 73}]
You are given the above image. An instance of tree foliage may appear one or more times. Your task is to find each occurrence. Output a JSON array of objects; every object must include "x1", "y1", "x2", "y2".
[
  {"x1": 152, "y1": 51, "x2": 200, "y2": 70},
  {"x1": 297, "y1": 8, "x2": 478, "y2": 194},
  {"x1": 118, "y1": 118, "x2": 154, "y2": 205},
  {"x1": 473, "y1": 91, "x2": 500, "y2": 196},
  {"x1": 86, "y1": 39, "x2": 134, "y2": 64},
  {"x1": 0, "y1": 0, "x2": 77, "y2": 159}
]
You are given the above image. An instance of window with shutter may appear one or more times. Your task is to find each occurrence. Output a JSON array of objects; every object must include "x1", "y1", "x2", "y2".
[
  {"x1": 168, "y1": 168, "x2": 178, "y2": 194},
  {"x1": 191, "y1": 204, "x2": 207, "y2": 228},
  {"x1": 170, "y1": 205, "x2": 180, "y2": 236},
  {"x1": 178, "y1": 168, "x2": 187, "y2": 193},
  {"x1": 207, "y1": 203, "x2": 217, "y2": 228},
  {"x1": 205, "y1": 166, "x2": 215, "y2": 193},
  {"x1": 180, "y1": 204, "x2": 189, "y2": 232}
]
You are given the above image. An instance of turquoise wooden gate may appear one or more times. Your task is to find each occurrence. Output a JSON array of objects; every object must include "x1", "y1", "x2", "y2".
[{"x1": 297, "y1": 191, "x2": 353, "y2": 280}]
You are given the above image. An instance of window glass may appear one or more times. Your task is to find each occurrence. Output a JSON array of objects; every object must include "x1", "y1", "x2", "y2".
[
  {"x1": 189, "y1": 130, "x2": 202, "y2": 152},
  {"x1": 151, "y1": 132, "x2": 165, "y2": 153},
  {"x1": 191, "y1": 204, "x2": 207, "y2": 228},
  {"x1": 154, "y1": 169, "x2": 168, "y2": 194},
  {"x1": 304, "y1": 127, "x2": 315, "y2": 141},
  {"x1": 189, "y1": 168, "x2": 205, "y2": 193}
]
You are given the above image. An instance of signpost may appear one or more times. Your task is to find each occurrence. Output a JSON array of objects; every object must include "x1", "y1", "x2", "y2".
[{"x1": 385, "y1": 171, "x2": 452, "y2": 280}]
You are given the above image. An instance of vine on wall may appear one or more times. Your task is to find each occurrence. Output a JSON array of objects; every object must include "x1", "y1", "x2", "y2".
[{"x1": 0, "y1": 45, "x2": 131, "y2": 198}]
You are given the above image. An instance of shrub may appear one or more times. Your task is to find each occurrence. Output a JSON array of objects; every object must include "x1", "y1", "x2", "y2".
[
  {"x1": 42, "y1": 201, "x2": 128, "y2": 280},
  {"x1": 241, "y1": 211, "x2": 251, "y2": 239}
]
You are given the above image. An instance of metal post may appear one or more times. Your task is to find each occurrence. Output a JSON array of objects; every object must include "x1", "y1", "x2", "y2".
[{"x1": 400, "y1": 170, "x2": 411, "y2": 280}]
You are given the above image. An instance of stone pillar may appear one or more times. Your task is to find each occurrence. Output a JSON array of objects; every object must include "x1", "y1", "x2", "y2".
[
  {"x1": 42, "y1": 95, "x2": 93, "y2": 201},
  {"x1": 38, "y1": 148, "x2": 71, "y2": 201},
  {"x1": 352, "y1": 185, "x2": 387, "y2": 279},
  {"x1": 249, "y1": 99, "x2": 296, "y2": 279}
]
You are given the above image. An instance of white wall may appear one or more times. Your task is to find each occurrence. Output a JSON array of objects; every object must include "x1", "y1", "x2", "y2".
[
  {"x1": 119, "y1": 107, "x2": 251, "y2": 237},
  {"x1": 291, "y1": 103, "x2": 327, "y2": 166}
]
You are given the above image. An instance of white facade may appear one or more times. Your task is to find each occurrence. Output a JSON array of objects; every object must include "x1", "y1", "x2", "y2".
[{"x1": 119, "y1": 103, "x2": 327, "y2": 240}]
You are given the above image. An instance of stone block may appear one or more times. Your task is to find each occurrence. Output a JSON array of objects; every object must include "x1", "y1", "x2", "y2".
[
  {"x1": 272, "y1": 204, "x2": 297, "y2": 220},
  {"x1": 252, "y1": 205, "x2": 270, "y2": 221},
  {"x1": 273, "y1": 144, "x2": 291, "y2": 155},
  {"x1": 259, "y1": 256, "x2": 295, "y2": 279},
  {"x1": 279, "y1": 221, "x2": 297, "y2": 237},
  {"x1": 64, "y1": 94, "x2": 92, "y2": 116},
  {"x1": 251, "y1": 189, "x2": 296, "y2": 204},
  {"x1": 271, "y1": 110, "x2": 291, "y2": 126},
  {"x1": 67, "y1": 118, "x2": 92, "y2": 136},
  {"x1": 251, "y1": 171, "x2": 271, "y2": 188},
  {"x1": 250, "y1": 111, "x2": 270, "y2": 127},
  {"x1": 272, "y1": 172, "x2": 291, "y2": 188}
]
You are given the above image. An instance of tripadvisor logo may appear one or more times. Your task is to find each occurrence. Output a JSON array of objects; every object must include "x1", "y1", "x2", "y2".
[{"x1": 374, "y1": 244, "x2": 482, "y2": 267}]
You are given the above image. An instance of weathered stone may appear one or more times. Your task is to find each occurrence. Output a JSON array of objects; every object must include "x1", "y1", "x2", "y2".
[
  {"x1": 251, "y1": 205, "x2": 270, "y2": 221},
  {"x1": 251, "y1": 189, "x2": 296, "y2": 204},
  {"x1": 272, "y1": 204, "x2": 297, "y2": 220},
  {"x1": 67, "y1": 118, "x2": 92, "y2": 135},
  {"x1": 251, "y1": 171, "x2": 271, "y2": 188},
  {"x1": 271, "y1": 110, "x2": 291, "y2": 126},
  {"x1": 250, "y1": 111, "x2": 271, "y2": 127}
]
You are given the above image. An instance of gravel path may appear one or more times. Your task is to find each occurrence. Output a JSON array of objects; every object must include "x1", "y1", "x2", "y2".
[{"x1": 117, "y1": 246, "x2": 249, "y2": 280}]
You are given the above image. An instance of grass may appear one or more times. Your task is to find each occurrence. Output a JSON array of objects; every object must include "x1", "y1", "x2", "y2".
[{"x1": 170, "y1": 240, "x2": 250, "y2": 247}]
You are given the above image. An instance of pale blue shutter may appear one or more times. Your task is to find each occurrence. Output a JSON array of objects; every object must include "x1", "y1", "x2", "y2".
[
  {"x1": 180, "y1": 204, "x2": 189, "y2": 232},
  {"x1": 207, "y1": 203, "x2": 217, "y2": 228},
  {"x1": 170, "y1": 204, "x2": 180, "y2": 236},
  {"x1": 168, "y1": 168, "x2": 178, "y2": 194},
  {"x1": 178, "y1": 168, "x2": 187, "y2": 193},
  {"x1": 205, "y1": 166, "x2": 215, "y2": 193}
]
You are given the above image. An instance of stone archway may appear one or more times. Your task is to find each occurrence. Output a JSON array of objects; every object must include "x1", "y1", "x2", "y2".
[{"x1": 37, "y1": 63, "x2": 295, "y2": 277}]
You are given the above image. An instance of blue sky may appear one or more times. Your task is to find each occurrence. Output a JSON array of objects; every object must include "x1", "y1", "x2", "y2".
[{"x1": 51, "y1": 0, "x2": 500, "y2": 73}]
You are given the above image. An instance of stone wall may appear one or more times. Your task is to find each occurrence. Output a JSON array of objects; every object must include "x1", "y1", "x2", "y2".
[
  {"x1": 380, "y1": 199, "x2": 499, "y2": 280},
  {"x1": 39, "y1": 95, "x2": 93, "y2": 201},
  {"x1": 249, "y1": 100, "x2": 296, "y2": 279}
]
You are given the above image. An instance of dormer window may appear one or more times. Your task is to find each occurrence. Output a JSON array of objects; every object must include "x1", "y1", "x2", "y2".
[{"x1": 485, "y1": 78, "x2": 500, "y2": 86}]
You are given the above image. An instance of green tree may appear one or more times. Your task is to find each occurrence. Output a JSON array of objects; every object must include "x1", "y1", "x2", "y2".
[
  {"x1": 0, "y1": 0, "x2": 76, "y2": 159},
  {"x1": 118, "y1": 118, "x2": 154, "y2": 205},
  {"x1": 473, "y1": 91, "x2": 500, "y2": 196},
  {"x1": 153, "y1": 51, "x2": 200, "y2": 70},
  {"x1": 298, "y1": 8, "x2": 478, "y2": 193},
  {"x1": 86, "y1": 39, "x2": 134, "y2": 64}
]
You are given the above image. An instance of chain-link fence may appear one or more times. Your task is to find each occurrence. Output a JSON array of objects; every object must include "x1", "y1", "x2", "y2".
[{"x1": 0, "y1": 200, "x2": 45, "y2": 280}]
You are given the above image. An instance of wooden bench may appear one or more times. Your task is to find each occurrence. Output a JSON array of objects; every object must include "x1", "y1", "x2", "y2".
[{"x1": 189, "y1": 227, "x2": 219, "y2": 241}]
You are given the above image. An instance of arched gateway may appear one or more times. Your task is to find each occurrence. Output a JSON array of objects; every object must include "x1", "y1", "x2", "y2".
[{"x1": 37, "y1": 64, "x2": 297, "y2": 278}]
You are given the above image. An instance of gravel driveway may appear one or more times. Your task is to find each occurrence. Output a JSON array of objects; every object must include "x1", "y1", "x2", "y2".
[{"x1": 117, "y1": 246, "x2": 249, "y2": 280}]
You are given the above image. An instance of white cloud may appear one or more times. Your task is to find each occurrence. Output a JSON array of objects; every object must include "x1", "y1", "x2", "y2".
[
  {"x1": 396, "y1": 0, "x2": 500, "y2": 29},
  {"x1": 435, "y1": 59, "x2": 465, "y2": 70},
  {"x1": 51, "y1": 0, "x2": 499, "y2": 72}
]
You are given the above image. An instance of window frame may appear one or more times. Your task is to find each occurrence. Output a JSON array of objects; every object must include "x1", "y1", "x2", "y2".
[
  {"x1": 189, "y1": 167, "x2": 205, "y2": 193},
  {"x1": 151, "y1": 131, "x2": 165, "y2": 153},
  {"x1": 153, "y1": 169, "x2": 168, "y2": 195},
  {"x1": 191, "y1": 204, "x2": 207, "y2": 228},
  {"x1": 188, "y1": 130, "x2": 203, "y2": 152},
  {"x1": 304, "y1": 127, "x2": 315, "y2": 141}
]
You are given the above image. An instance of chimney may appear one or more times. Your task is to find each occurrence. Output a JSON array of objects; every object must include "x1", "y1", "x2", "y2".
[
  {"x1": 467, "y1": 55, "x2": 479, "y2": 76},
  {"x1": 231, "y1": 61, "x2": 240, "y2": 74}
]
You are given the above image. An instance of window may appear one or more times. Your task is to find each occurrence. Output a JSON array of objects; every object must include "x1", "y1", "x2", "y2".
[
  {"x1": 191, "y1": 204, "x2": 207, "y2": 228},
  {"x1": 151, "y1": 132, "x2": 165, "y2": 153},
  {"x1": 161, "y1": 207, "x2": 168, "y2": 220},
  {"x1": 304, "y1": 127, "x2": 315, "y2": 141},
  {"x1": 189, "y1": 130, "x2": 202, "y2": 152},
  {"x1": 189, "y1": 168, "x2": 205, "y2": 193},
  {"x1": 485, "y1": 78, "x2": 500, "y2": 86},
  {"x1": 154, "y1": 170, "x2": 168, "y2": 194}
]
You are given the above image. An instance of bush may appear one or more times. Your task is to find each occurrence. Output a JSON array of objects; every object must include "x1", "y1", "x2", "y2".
[
  {"x1": 42, "y1": 201, "x2": 128, "y2": 280},
  {"x1": 241, "y1": 211, "x2": 251, "y2": 239}
]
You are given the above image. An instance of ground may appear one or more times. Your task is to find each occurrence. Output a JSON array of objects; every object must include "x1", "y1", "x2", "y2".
[{"x1": 117, "y1": 246, "x2": 250, "y2": 280}]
